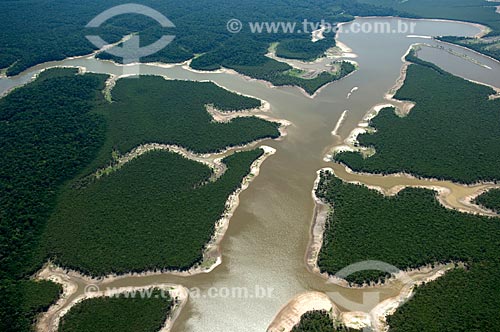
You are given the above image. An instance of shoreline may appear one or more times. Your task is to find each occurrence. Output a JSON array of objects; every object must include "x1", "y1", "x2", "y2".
[
  {"x1": 35, "y1": 145, "x2": 276, "y2": 283},
  {"x1": 303, "y1": 170, "x2": 465, "y2": 330},
  {"x1": 267, "y1": 292, "x2": 340, "y2": 332},
  {"x1": 332, "y1": 162, "x2": 500, "y2": 217},
  {"x1": 267, "y1": 263, "x2": 457, "y2": 332},
  {"x1": 432, "y1": 38, "x2": 500, "y2": 66},
  {"x1": 304, "y1": 168, "x2": 333, "y2": 281},
  {"x1": 353, "y1": 16, "x2": 491, "y2": 38},
  {"x1": 35, "y1": 265, "x2": 188, "y2": 332},
  {"x1": 34, "y1": 144, "x2": 276, "y2": 332}
]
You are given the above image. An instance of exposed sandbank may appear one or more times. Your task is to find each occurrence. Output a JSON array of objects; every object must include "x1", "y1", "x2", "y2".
[
  {"x1": 35, "y1": 145, "x2": 276, "y2": 331},
  {"x1": 267, "y1": 292, "x2": 340, "y2": 332},
  {"x1": 267, "y1": 262, "x2": 457, "y2": 332},
  {"x1": 35, "y1": 264, "x2": 188, "y2": 332},
  {"x1": 331, "y1": 110, "x2": 348, "y2": 136}
]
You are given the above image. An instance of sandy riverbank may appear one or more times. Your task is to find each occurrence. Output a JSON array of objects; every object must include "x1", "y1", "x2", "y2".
[
  {"x1": 303, "y1": 177, "x2": 464, "y2": 331},
  {"x1": 305, "y1": 168, "x2": 333, "y2": 280},
  {"x1": 331, "y1": 163, "x2": 500, "y2": 217},
  {"x1": 267, "y1": 262, "x2": 457, "y2": 332},
  {"x1": 35, "y1": 265, "x2": 188, "y2": 332},
  {"x1": 331, "y1": 110, "x2": 348, "y2": 136},
  {"x1": 38, "y1": 145, "x2": 276, "y2": 283},
  {"x1": 267, "y1": 292, "x2": 340, "y2": 332},
  {"x1": 34, "y1": 145, "x2": 276, "y2": 331}
]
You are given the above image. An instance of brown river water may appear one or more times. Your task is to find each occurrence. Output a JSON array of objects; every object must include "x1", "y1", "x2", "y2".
[{"x1": 1, "y1": 17, "x2": 499, "y2": 332}]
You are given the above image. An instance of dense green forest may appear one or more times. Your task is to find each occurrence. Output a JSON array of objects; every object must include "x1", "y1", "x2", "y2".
[
  {"x1": 0, "y1": 68, "x2": 109, "y2": 331},
  {"x1": 276, "y1": 36, "x2": 336, "y2": 61},
  {"x1": 43, "y1": 149, "x2": 263, "y2": 276},
  {"x1": 475, "y1": 189, "x2": 500, "y2": 213},
  {"x1": 58, "y1": 289, "x2": 172, "y2": 332},
  {"x1": 387, "y1": 260, "x2": 500, "y2": 332},
  {"x1": 315, "y1": 171, "x2": 500, "y2": 284},
  {"x1": 292, "y1": 310, "x2": 360, "y2": 332},
  {"x1": 334, "y1": 57, "x2": 500, "y2": 184},
  {"x1": 90, "y1": 76, "x2": 279, "y2": 170},
  {"x1": 316, "y1": 171, "x2": 500, "y2": 330},
  {"x1": 0, "y1": 68, "x2": 278, "y2": 329},
  {"x1": 189, "y1": 35, "x2": 356, "y2": 95},
  {"x1": 0, "y1": 0, "x2": 398, "y2": 84}
]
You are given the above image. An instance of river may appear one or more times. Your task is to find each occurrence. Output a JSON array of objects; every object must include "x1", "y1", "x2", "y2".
[{"x1": 1, "y1": 17, "x2": 499, "y2": 332}]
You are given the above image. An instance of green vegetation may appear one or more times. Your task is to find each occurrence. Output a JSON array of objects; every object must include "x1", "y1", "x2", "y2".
[
  {"x1": 190, "y1": 36, "x2": 356, "y2": 95},
  {"x1": 91, "y1": 76, "x2": 279, "y2": 168},
  {"x1": 334, "y1": 57, "x2": 500, "y2": 184},
  {"x1": 387, "y1": 261, "x2": 500, "y2": 332},
  {"x1": 0, "y1": 0, "x2": 399, "y2": 93},
  {"x1": 59, "y1": 289, "x2": 172, "y2": 332},
  {"x1": 292, "y1": 310, "x2": 360, "y2": 332},
  {"x1": 0, "y1": 68, "x2": 108, "y2": 332},
  {"x1": 316, "y1": 171, "x2": 500, "y2": 330},
  {"x1": 43, "y1": 149, "x2": 263, "y2": 276},
  {"x1": 0, "y1": 68, "x2": 278, "y2": 328},
  {"x1": 475, "y1": 189, "x2": 500, "y2": 213},
  {"x1": 316, "y1": 171, "x2": 500, "y2": 284},
  {"x1": 0, "y1": 280, "x2": 62, "y2": 332},
  {"x1": 276, "y1": 37, "x2": 336, "y2": 61},
  {"x1": 438, "y1": 35, "x2": 500, "y2": 62}
]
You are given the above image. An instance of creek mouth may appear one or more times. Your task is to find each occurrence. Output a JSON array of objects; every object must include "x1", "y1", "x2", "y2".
[{"x1": 1, "y1": 17, "x2": 499, "y2": 332}]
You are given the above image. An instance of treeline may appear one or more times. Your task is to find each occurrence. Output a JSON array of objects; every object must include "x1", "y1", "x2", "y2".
[
  {"x1": 292, "y1": 310, "x2": 360, "y2": 332},
  {"x1": 475, "y1": 189, "x2": 500, "y2": 214},
  {"x1": 43, "y1": 149, "x2": 264, "y2": 276},
  {"x1": 87, "y1": 76, "x2": 279, "y2": 170},
  {"x1": 58, "y1": 289, "x2": 172, "y2": 332},
  {"x1": 0, "y1": 69, "x2": 279, "y2": 329},
  {"x1": 438, "y1": 36, "x2": 500, "y2": 62},
  {"x1": 316, "y1": 171, "x2": 500, "y2": 284},
  {"x1": 334, "y1": 59, "x2": 500, "y2": 184},
  {"x1": 0, "y1": 0, "x2": 399, "y2": 88},
  {"x1": 0, "y1": 68, "x2": 109, "y2": 331},
  {"x1": 316, "y1": 170, "x2": 500, "y2": 330},
  {"x1": 276, "y1": 36, "x2": 336, "y2": 61},
  {"x1": 190, "y1": 34, "x2": 356, "y2": 95},
  {"x1": 387, "y1": 260, "x2": 500, "y2": 332}
]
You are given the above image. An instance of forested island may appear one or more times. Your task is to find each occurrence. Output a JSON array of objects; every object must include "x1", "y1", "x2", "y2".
[
  {"x1": 291, "y1": 310, "x2": 359, "y2": 332},
  {"x1": 315, "y1": 170, "x2": 500, "y2": 330},
  {"x1": 334, "y1": 56, "x2": 500, "y2": 184},
  {"x1": 0, "y1": 68, "x2": 280, "y2": 330},
  {"x1": 58, "y1": 289, "x2": 173, "y2": 332}
]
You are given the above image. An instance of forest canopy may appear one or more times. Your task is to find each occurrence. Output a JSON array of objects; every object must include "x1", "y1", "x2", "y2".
[
  {"x1": 316, "y1": 171, "x2": 500, "y2": 331},
  {"x1": 58, "y1": 289, "x2": 173, "y2": 332},
  {"x1": 0, "y1": 68, "x2": 279, "y2": 329},
  {"x1": 334, "y1": 58, "x2": 500, "y2": 184}
]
